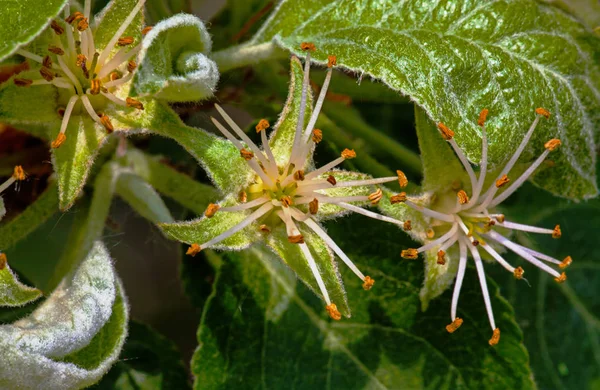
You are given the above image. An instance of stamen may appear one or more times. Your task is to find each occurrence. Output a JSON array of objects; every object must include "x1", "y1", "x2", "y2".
[
  {"x1": 401, "y1": 248, "x2": 418, "y2": 259},
  {"x1": 362, "y1": 276, "x2": 374, "y2": 290},
  {"x1": 495, "y1": 220, "x2": 554, "y2": 235},
  {"x1": 40, "y1": 67, "x2": 55, "y2": 81},
  {"x1": 65, "y1": 11, "x2": 84, "y2": 24},
  {"x1": 327, "y1": 55, "x2": 337, "y2": 68},
  {"x1": 446, "y1": 317, "x2": 463, "y2": 333},
  {"x1": 544, "y1": 139, "x2": 561, "y2": 151},
  {"x1": 437, "y1": 250, "x2": 446, "y2": 265},
  {"x1": 12, "y1": 166, "x2": 26, "y2": 181},
  {"x1": 560, "y1": 256, "x2": 572, "y2": 269},
  {"x1": 535, "y1": 107, "x2": 551, "y2": 118},
  {"x1": 489, "y1": 328, "x2": 501, "y2": 346},
  {"x1": 312, "y1": 129, "x2": 323, "y2": 143},
  {"x1": 309, "y1": 198, "x2": 319, "y2": 214},
  {"x1": 406, "y1": 200, "x2": 456, "y2": 223},
  {"x1": 205, "y1": 203, "x2": 220, "y2": 218},
  {"x1": 341, "y1": 149, "x2": 356, "y2": 159},
  {"x1": 51, "y1": 20, "x2": 64, "y2": 35},
  {"x1": 99, "y1": 113, "x2": 114, "y2": 133},
  {"x1": 117, "y1": 37, "x2": 135, "y2": 46},
  {"x1": 327, "y1": 175, "x2": 336, "y2": 185},
  {"x1": 468, "y1": 239, "x2": 497, "y2": 332},
  {"x1": 397, "y1": 170, "x2": 408, "y2": 188},
  {"x1": 126, "y1": 97, "x2": 144, "y2": 110},
  {"x1": 554, "y1": 272, "x2": 567, "y2": 283},
  {"x1": 127, "y1": 60, "x2": 137, "y2": 73},
  {"x1": 514, "y1": 266, "x2": 524, "y2": 279},
  {"x1": 450, "y1": 240, "x2": 468, "y2": 323},
  {"x1": 300, "y1": 42, "x2": 316, "y2": 52},
  {"x1": 90, "y1": 78, "x2": 101, "y2": 94},
  {"x1": 77, "y1": 18, "x2": 89, "y2": 32},
  {"x1": 280, "y1": 195, "x2": 293, "y2": 208},
  {"x1": 457, "y1": 190, "x2": 469, "y2": 205},
  {"x1": 255, "y1": 119, "x2": 269, "y2": 132},
  {"x1": 201, "y1": 203, "x2": 273, "y2": 249},
  {"x1": 14, "y1": 78, "x2": 33, "y2": 87},
  {"x1": 240, "y1": 148, "x2": 254, "y2": 160},
  {"x1": 437, "y1": 122, "x2": 454, "y2": 140},
  {"x1": 294, "y1": 170, "x2": 305, "y2": 181},
  {"x1": 478, "y1": 108, "x2": 489, "y2": 127},
  {"x1": 552, "y1": 225, "x2": 561, "y2": 238},
  {"x1": 186, "y1": 243, "x2": 201, "y2": 257},
  {"x1": 51, "y1": 133, "x2": 67, "y2": 149},
  {"x1": 326, "y1": 303, "x2": 341, "y2": 320},
  {"x1": 48, "y1": 45, "x2": 65, "y2": 55},
  {"x1": 368, "y1": 188, "x2": 383, "y2": 205},
  {"x1": 336, "y1": 202, "x2": 405, "y2": 226},
  {"x1": 495, "y1": 174, "x2": 509, "y2": 188},
  {"x1": 403, "y1": 220, "x2": 412, "y2": 231},
  {"x1": 288, "y1": 234, "x2": 305, "y2": 244},
  {"x1": 391, "y1": 192, "x2": 407, "y2": 204}
]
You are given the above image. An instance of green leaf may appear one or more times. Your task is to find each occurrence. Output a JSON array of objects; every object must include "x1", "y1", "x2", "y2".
[
  {"x1": 115, "y1": 172, "x2": 174, "y2": 224},
  {"x1": 0, "y1": 181, "x2": 59, "y2": 250},
  {"x1": 93, "y1": 0, "x2": 144, "y2": 51},
  {"x1": 0, "y1": 0, "x2": 68, "y2": 61},
  {"x1": 0, "y1": 241, "x2": 128, "y2": 389},
  {"x1": 159, "y1": 195, "x2": 261, "y2": 250},
  {"x1": 539, "y1": 0, "x2": 600, "y2": 29},
  {"x1": 0, "y1": 263, "x2": 42, "y2": 307},
  {"x1": 252, "y1": 0, "x2": 600, "y2": 200},
  {"x1": 266, "y1": 227, "x2": 350, "y2": 316},
  {"x1": 192, "y1": 214, "x2": 534, "y2": 389},
  {"x1": 132, "y1": 14, "x2": 219, "y2": 102}
]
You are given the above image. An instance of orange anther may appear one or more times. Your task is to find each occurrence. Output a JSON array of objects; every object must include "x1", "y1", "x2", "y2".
[
  {"x1": 478, "y1": 108, "x2": 489, "y2": 126},
  {"x1": 186, "y1": 243, "x2": 202, "y2": 257},
  {"x1": 489, "y1": 328, "x2": 501, "y2": 346},
  {"x1": 341, "y1": 149, "x2": 356, "y2": 159},
  {"x1": 397, "y1": 170, "x2": 408, "y2": 188},
  {"x1": 495, "y1": 174, "x2": 510, "y2": 188},
  {"x1": 255, "y1": 119, "x2": 270, "y2": 132},
  {"x1": 204, "y1": 203, "x2": 220, "y2": 218},
  {"x1": 437, "y1": 122, "x2": 454, "y2": 140},
  {"x1": 401, "y1": 248, "x2": 418, "y2": 259},
  {"x1": 552, "y1": 225, "x2": 561, "y2": 239},
  {"x1": 288, "y1": 234, "x2": 304, "y2": 244},
  {"x1": 391, "y1": 192, "x2": 407, "y2": 204},
  {"x1": 437, "y1": 250, "x2": 446, "y2": 265},
  {"x1": 446, "y1": 317, "x2": 463, "y2": 333},
  {"x1": 362, "y1": 276, "x2": 375, "y2": 291},
  {"x1": 559, "y1": 256, "x2": 572, "y2": 269},
  {"x1": 51, "y1": 133, "x2": 67, "y2": 149},
  {"x1": 300, "y1": 42, "x2": 316, "y2": 52},
  {"x1": 326, "y1": 303, "x2": 341, "y2": 320},
  {"x1": 535, "y1": 107, "x2": 551, "y2": 118}
]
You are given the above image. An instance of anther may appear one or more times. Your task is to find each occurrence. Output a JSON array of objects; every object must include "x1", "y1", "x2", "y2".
[
  {"x1": 552, "y1": 225, "x2": 561, "y2": 239},
  {"x1": 259, "y1": 224, "x2": 271, "y2": 233},
  {"x1": 126, "y1": 97, "x2": 144, "y2": 110},
  {"x1": 280, "y1": 196, "x2": 293, "y2": 207},
  {"x1": 127, "y1": 60, "x2": 137, "y2": 73},
  {"x1": 255, "y1": 119, "x2": 270, "y2": 133},
  {"x1": 48, "y1": 45, "x2": 65, "y2": 55},
  {"x1": 42, "y1": 55, "x2": 53, "y2": 68},
  {"x1": 204, "y1": 203, "x2": 220, "y2": 218},
  {"x1": 312, "y1": 129, "x2": 323, "y2": 143},
  {"x1": 309, "y1": 198, "x2": 319, "y2": 214},
  {"x1": 401, "y1": 248, "x2": 418, "y2": 260},
  {"x1": 397, "y1": 170, "x2": 408, "y2": 188},
  {"x1": 110, "y1": 71, "x2": 121, "y2": 81},
  {"x1": 239, "y1": 190, "x2": 247, "y2": 203},
  {"x1": 391, "y1": 192, "x2": 407, "y2": 204},
  {"x1": 513, "y1": 266, "x2": 524, "y2": 279},
  {"x1": 327, "y1": 175, "x2": 337, "y2": 186},
  {"x1": 288, "y1": 234, "x2": 305, "y2": 244},
  {"x1": 77, "y1": 18, "x2": 89, "y2": 32},
  {"x1": 446, "y1": 317, "x2": 463, "y2": 333},
  {"x1": 40, "y1": 67, "x2": 55, "y2": 81},
  {"x1": 362, "y1": 276, "x2": 375, "y2": 291},
  {"x1": 495, "y1": 214, "x2": 505, "y2": 223},
  {"x1": 489, "y1": 328, "x2": 501, "y2": 346},
  {"x1": 142, "y1": 26, "x2": 153, "y2": 35},
  {"x1": 559, "y1": 256, "x2": 572, "y2": 269},
  {"x1": 368, "y1": 188, "x2": 383, "y2": 205},
  {"x1": 76, "y1": 54, "x2": 87, "y2": 68},
  {"x1": 300, "y1": 42, "x2": 316, "y2": 52},
  {"x1": 240, "y1": 148, "x2": 254, "y2": 160},
  {"x1": 326, "y1": 303, "x2": 341, "y2": 320},
  {"x1": 14, "y1": 78, "x2": 33, "y2": 87},
  {"x1": 554, "y1": 272, "x2": 567, "y2": 283},
  {"x1": 403, "y1": 220, "x2": 412, "y2": 231},
  {"x1": 544, "y1": 139, "x2": 561, "y2": 151},
  {"x1": 90, "y1": 78, "x2": 102, "y2": 95},
  {"x1": 186, "y1": 243, "x2": 202, "y2": 257},
  {"x1": 0, "y1": 253, "x2": 6, "y2": 270},
  {"x1": 426, "y1": 228, "x2": 435, "y2": 239},
  {"x1": 118, "y1": 37, "x2": 135, "y2": 46},
  {"x1": 495, "y1": 174, "x2": 510, "y2": 188},
  {"x1": 65, "y1": 12, "x2": 84, "y2": 24},
  {"x1": 50, "y1": 20, "x2": 64, "y2": 35},
  {"x1": 12, "y1": 166, "x2": 26, "y2": 181},
  {"x1": 457, "y1": 189, "x2": 469, "y2": 205},
  {"x1": 535, "y1": 107, "x2": 551, "y2": 118},
  {"x1": 294, "y1": 170, "x2": 305, "y2": 181},
  {"x1": 472, "y1": 240, "x2": 480, "y2": 247},
  {"x1": 478, "y1": 108, "x2": 489, "y2": 127},
  {"x1": 51, "y1": 133, "x2": 67, "y2": 149},
  {"x1": 437, "y1": 122, "x2": 454, "y2": 140},
  {"x1": 341, "y1": 149, "x2": 356, "y2": 159},
  {"x1": 327, "y1": 55, "x2": 337, "y2": 68},
  {"x1": 99, "y1": 113, "x2": 114, "y2": 133},
  {"x1": 437, "y1": 250, "x2": 446, "y2": 265}
]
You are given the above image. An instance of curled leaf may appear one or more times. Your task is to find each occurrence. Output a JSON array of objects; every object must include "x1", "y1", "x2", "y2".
[{"x1": 0, "y1": 263, "x2": 42, "y2": 307}]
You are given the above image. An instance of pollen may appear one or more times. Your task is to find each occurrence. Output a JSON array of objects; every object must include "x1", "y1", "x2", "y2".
[
  {"x1": 288, "y1": 234, "x2": 305, "y2": 244},
  {"x1": 50, "y1": 20, "x2": 64, "y2": 35},
  {"x1": 446, "y1": 317, "x2": 463, "y2": 333},
  {"x1": 204, "y1": 203, "x2": 220, "y2": 218},
  {"x1": 489, "y1": 328, "x2": 501, "y2": 346},
  {"x1": 238, "y1": 190, "x2": 248, "y2": 203},
  {"x1": 327, "y1": 55, "x2": 337, "y2": 68},
  {"x1": 341, "y1": 149, "x2": 356, "y2": 159},
  {"x1": 437, "y1": 122, "x2": 455, "y2": 140},
  {"x1": 65, "y1": 12, "x2": 84, "y2": 24},
  {"x1": 544, "y1": 139, "x2": 561, "y2": 151},
  {"x1": 391, "y1": 192, "x2": 407, "y2": 204},
  {"x1": 294, "y1": 170, "x2": 305, "y2": 181},
  {"x1": 535, "y1": 107, "x2": 551, "y2": 118},
  {"x1": 437, "y1": 250, "x2": 446, "y2": 265},
  {"x1": 559, "y1": 256, "x2": 572, "y2": 269},
  {"x1": 401, "y1": 248, "x2": 418, "y2": 259},
  {"x1": 300, "y1": 42, "x2": 316, "y2": 52},
  {"x1": 76, "y1": 54, "x2": 87, "y2": 68},
  {"x1": 126, "y1": 97, "x2": 144, "y2": 110},
  {"x1": 327, "y1": 175, "x2": 337, "y2": 185},
  {"x1": 12, "y1": 166, "x2": 26, "y2": 181},
  {"x1": 255, "y1": 119, "x2": 270, "y2": 133},
  {"x1": 240, "y1": 148, "x2": 254, "y2": 160},
  {"x1": 362, "y1": 276, "x2": 375, "y2": 290},
  {"x1": 554, "y1": 272, "x2": 567, "y2": 283},
  {"x1": 368, "y1": 188, "x2": 383, "y2": 205},
  {"x1": 478, "y1": 108, "x2": 489, "y2": 127},
  {"x1": 186, "y1": 243, "x2": 202, "y2": 257},
  {"x1": 513, "y1": 266, "x2": 524, "y2": 279},
  {"x1": 457, "y1": 190, "x2": 469, "y2": 205},
  {"x1": 259, "y1": 224, "x2": 271, "y2": 233},
  {"x1": 51, "y1": 133, "x2": 67, "y2": 149},
  {"x1": 552, "y1": 225, "x2": 561, "y2": 239},
  {"x1": 312, "y1": 129, "x2": 323, "y2": 143},
  {"x1": 142, "y1": 26, "x2": 153, "y2": 35},
  {"x1": 403, "y1": 220, "x2": 412, "y2": 231},
  {"x1": 426, "y1": 228, "x2": 435, "y2": 239},
  {"x1": 77, "y1": 18, "x2": 89, "y2": 32},
  {"x1": 309, "y1": 198, "x2": 319, "y2": 214},
  {"x1": 48, "y1": 45, "x2": 65, "y2": 55},
  {"x1": 90, "y1": 78, "x2": 102, "y2": 95},
  {"x1": 117, "y1": 37, "x2": 135, "y2": 46},
  {"x1": 14, "y1": 78, "x2": 33, "y2": 87},
  {"x1": 280, "y1": 195, "x2": 293, "y2": 207},
  {"x1": 99, "y1": 113, "x2": 114, "y2": 133},
  {"x1": 396, "y1": 170, "x2": 408, "y2": 188},
  {"x1": 127, "y1": 60, "x2": 137, "y2": 72},
  {"x1": 40, "y1": 67, "x2": 55, "y2": 81},
  {"x1": 326, "y1": 303, "x2": 341, "y2": 320},
  {"x1": 495, "y1": 214, "x2": 505, "y2": 223},
  {"x1": 495, "y1": 174, "x2": 510, "y2": 188}
]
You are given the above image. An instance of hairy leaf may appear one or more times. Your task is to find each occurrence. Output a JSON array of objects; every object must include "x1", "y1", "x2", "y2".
[
  {"x1": 93, "y1": 0, "x2": 144, "y2": 51},
  {"x1": 0, "y1": 263, "x2": 42, "y2": 307},
  {"x1": 253, "y1": 0, "x2": 600, "y2": 199}
]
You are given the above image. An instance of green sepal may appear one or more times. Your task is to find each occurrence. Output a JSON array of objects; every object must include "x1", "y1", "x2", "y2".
[
  {"x1": 316, "y1": 170, "x2": 374, "y2": 220},
  {"x1": 269, "y1": 56, "x2": 313, "y2": 168},
  {"x1": 93, "y1": 0, "x2": 144, "y2": 51},
  {"x1": 0, "y1": 263, "x2": 42, "y2": 307},
  {"x1": 115, "y1": 171, "x2": 174, "y2": 224},
  {"x1": 159, "y1": 195, "x2": 261, "y2": 251},
  {"x1": 420, "y1": 245, "x2": 460, "y2": 311},
  {"x1": 266, "y1": 225, "x2": 350, "y2": 317},
  {"x1": 132, "y1": 14, "x2": 219, "y2": 102},
  {"x1": 0, "y1": 0, "x2": 68, "y2": 61}
]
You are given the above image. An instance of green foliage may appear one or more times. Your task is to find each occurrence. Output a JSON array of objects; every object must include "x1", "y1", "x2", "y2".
[
  {"x1": 0, "y1": 264, "x2": 42, "y2": 307},
  {"x1": 252, "y1": 0, "x2": 600, "y2": 200},
  {"x1": 0, "y1": 0, "x2": 67, "y2": 61}
]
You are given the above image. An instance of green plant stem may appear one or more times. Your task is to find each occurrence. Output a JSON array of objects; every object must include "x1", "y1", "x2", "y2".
[
  {"x1": 324, "y1": 103, "x2": 423, "y2": 175},
  {"x1": 211, "y1": 42, "x2": 286, "y2": 72}
]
